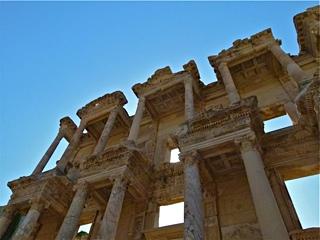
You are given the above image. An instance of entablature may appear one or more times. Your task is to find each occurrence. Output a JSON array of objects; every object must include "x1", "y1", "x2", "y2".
[
  {"x1": 294, "y1": 5, "x2": 320, "y2": 57},
  {"x1": 178, "y1": 96, "x2": 264, "y2": 152},
  {"x1": 132, "y1": 61, "x2": 204, "y2": 119},
  {"x1": 76, "y1": 91, "x2": 128, "y2": 121},
  {"x1": 78, "y1": 145, "x2": 153, "y2": 201}
]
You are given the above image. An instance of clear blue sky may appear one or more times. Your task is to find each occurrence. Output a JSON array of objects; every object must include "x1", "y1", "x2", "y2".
[{"x1": 0, "y1": 1, "x2": 318, "y2": 228}]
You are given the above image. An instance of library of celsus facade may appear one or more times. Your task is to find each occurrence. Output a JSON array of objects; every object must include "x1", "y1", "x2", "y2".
[{"x1": 0, "y1": 5, "x2": 319, "y2": 240}]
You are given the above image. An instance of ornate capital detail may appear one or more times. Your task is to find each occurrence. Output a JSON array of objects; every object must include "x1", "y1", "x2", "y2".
[
  {"x1": 234, "y1": 132, "x2": 259, "y2": 153},
  {"x1": 179, "y1": 150, "x2": 201, "y2": 166},
  {"x1": 29, "y1": 197, "x2": 47, "y2": 211},
  {"x1": 73, "y1": 181, "x2": 89, "y2": 192}
]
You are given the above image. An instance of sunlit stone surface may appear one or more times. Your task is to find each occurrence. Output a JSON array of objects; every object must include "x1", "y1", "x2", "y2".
[{"x1": 0, "y1": 5, "x2": 319, "y2": 240}]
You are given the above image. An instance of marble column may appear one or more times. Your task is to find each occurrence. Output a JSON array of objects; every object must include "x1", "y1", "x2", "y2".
[
  {"x1": 95, "y1": 177, "x2": 128, "y2": 240},
  {"x1": 127, "y1": 97, "x2": 145, "y2": 142},
  {"x1": 55, "y1": 183, "x2": 89, "y2": 240},
  {"x1": 284, "y1": 102, "x2": 301, "y2": 125},
  {"x1": 0, "y1": 205, "x2": 15, "y2": 239},
  {"x1": 269, "y1": 169, "x2": 301, "y2": 232},
  {"x1": 181, "y1": 152, "x2": 205, "y2": 240},
  {"x1": 238, "y1": 137, "x2": 289, "y2": 240},
  {"x1": 269, "y1": 43, "x2": 307, "y2": 83},
  {"x1": 32, "y1": 129, "x2": 64, "y2": 175},
  {"x1": 57, "y1": 119, "x2": 87, "y2": 173},
  {"x1": 218, "y1": 62, "x2": 241, "y2": 105},
  {"x1": 12, "y1": 200, "x2": 44, "y2": 240},
  {"x1": 184, "y1": 78, "x2": 195, "y2": 121},
  {"x1": 92, "y1": 107, "x2": 119, "y2": 156}
]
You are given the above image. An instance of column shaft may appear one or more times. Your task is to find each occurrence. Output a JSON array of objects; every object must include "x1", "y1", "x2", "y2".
[
  {"x1": 55, "y1": 184, "x2": 88, "y2": 240},
  {"x1": 183, "y1": 154, "x2": 205, "y2": 240},
  {"x1": 32, "y1": 130, "x2": 64, "y2": 175},
  {"x1": 218, "y1": 62, "x2": 241, "y2": 104},
  {"x1": 12, "y1": 202, "x2": 44, "y2": 240},
  {"x1": 269, "y1": 169, "x2": 301, "y2": 232},
  {"x1": 184, "y1": 78, "x2": 195, "y2": 121},
  {"x1": 269, "y1": 44, "x2": 306, "y2": 83},
  {"x1": 240, "y1": 140, "x2": 289, "y2": 240},
  {"x1": 0, "y1": 205, "x2": 15, "y2": 239},
  {"x1": 58, "y1": 120, "x2": 86, "y2": 173},
  {"x1": 96, "y1": 177, "x2": 127, "y2": 240},
  {"x1": 93, "y1": 108, "x2": 118, "y2": 156},
  {"x1": 128, "y1": 97, "x2": 145, "y2": 142}
]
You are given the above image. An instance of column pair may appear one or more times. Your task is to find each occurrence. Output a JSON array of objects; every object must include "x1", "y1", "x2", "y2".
[
  {"x1": 236, "y1": 135, "x2": 290, "y2": 240},
  {"x1": 180, "y1": 151, "x2": 205, "y2": 240},
  {"x1": 56, "y1": 177, "x2": 128, "y2": 240}
]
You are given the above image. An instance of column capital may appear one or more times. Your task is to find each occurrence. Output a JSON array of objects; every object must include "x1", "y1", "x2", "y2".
[
  {"x1": 184, "y1": 75, "x2": 193, "y2": 85},
  {"x1": 29, "y1": 198, "x2": 47, "y2": 212},
  {"x1": 179, "y1": 150, "x2": 201, "y2": 166},
  {"x1": 218, "y1": 61, "x2": 228, "y2": 69},
  {"x1": 234, "y1": 132, "x2": 258, "y2": 153},
  {"x1": 73, "y1": 181, "x2": 89, "y2": 192},
  {"x1": 138, "y1": 96, "x2": 146, "y2": 103}
]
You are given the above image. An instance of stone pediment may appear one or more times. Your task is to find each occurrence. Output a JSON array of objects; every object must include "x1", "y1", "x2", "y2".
[{"x1": 77, "y1": 91, "x2": 127, "y2": 120}]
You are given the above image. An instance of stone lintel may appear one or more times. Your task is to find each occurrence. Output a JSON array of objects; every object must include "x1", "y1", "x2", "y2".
[{"x1": 76, "y1": 91, "x2": 128, "y2": 120}]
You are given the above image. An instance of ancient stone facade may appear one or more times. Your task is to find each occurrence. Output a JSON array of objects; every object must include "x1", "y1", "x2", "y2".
[{"x1": 0, "y1": 5, "x2": 319, "y2": 240}]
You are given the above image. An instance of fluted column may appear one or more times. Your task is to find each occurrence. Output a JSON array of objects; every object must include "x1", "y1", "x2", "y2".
[
  {"x1": 0, "y1": 205, "x2": 15, "y2": 238},
  {"x1": 95, "y1": 177, "x2": 128, "y2": 240},
  {"x1": 32, "y1": 129, "x2": 64, "y2": 175},
  {"x1": 181, "y1": 152, "x2": 205, "y2": 240},
  {"x1": 92, "y1": 107, "x2": 119, "y2": 156},
  {"x1": 218, "y1": 62, "x2": 241, "y2": 105},
  {"x1": 184, "y1": 78, "x2": 195, "y2": 121},
  {"x1": 57, "y1": 119, "x2": 87, "y2": 173},
  {"x1": 12, "y1": 200, "x2": 44, "y2": 240},
  {"x1": 269, "y1": 43, "x2": 307, "y2": 83},
  {"x1": 127, "y1": 97, "x2": 145, "y2": 142},
  {"x1": 237, "y1": 136, "x2": 289, "y2": 240},
  {"x1": 55, "y1": 183, "x2": 89, "y2": 240}
]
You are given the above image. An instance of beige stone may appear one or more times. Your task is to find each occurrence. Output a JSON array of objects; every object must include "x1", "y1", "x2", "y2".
[{"x1": 1, "y1": 6, "x2": 319, "y2": 240}]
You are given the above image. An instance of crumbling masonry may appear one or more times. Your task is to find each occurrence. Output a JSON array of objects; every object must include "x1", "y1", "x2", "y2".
[{"x1": 0, "y1": 5, "x2": 319, "y2": 240}]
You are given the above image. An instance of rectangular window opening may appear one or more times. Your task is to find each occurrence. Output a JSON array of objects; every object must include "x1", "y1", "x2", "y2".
[
  {"x1": 159, "y1": 202, "x2": 184, "y2": 227},
  {"x1": 170, "y1": 148, "x2": 180, "y2": 163},
  {"x1": 285, "y1": 174, "x2": 319, "y2": 229},
  {"x1": 264, "y1": 114, "x2": 293, "y2": 133}
]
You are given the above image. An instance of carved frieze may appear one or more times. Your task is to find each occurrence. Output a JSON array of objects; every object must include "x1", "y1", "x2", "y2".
[{"x1": 178, "y1": 96, "x2": 263, "y2": 148}]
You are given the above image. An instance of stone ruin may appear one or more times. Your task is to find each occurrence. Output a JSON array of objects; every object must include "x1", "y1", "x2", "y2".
[{"x1": 0, "y1": 5, "x2": 319, "y2": 240}]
